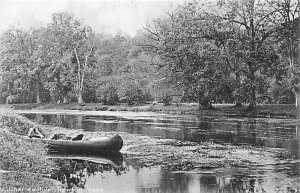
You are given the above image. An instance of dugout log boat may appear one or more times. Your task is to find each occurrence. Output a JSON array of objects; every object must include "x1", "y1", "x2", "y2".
[{"x1": 26, "y1": 134, "x2": 123, "y2": 154}]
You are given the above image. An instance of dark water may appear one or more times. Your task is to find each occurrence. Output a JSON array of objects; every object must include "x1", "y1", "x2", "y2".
[{"x1": 24, "y1": 112, "x2": 300, "y2": 193}]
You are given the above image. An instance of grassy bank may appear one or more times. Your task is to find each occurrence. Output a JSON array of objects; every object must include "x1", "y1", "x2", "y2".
[
  {"x1": 0, "y1": 107, "x2": 58, "y2": 193},
  {"x1": 9, "y1": 102, "x2": 300, "y2": 118}
]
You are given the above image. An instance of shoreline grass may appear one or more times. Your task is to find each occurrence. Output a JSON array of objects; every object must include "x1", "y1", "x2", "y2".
[{"x1": 0, "y1": 107, "x2": 58, "y2": 193}]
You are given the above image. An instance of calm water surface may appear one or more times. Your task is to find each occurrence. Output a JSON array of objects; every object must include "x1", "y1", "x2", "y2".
[{"x1": 24, "y1": 112, "x2": 300, "y2": 193}]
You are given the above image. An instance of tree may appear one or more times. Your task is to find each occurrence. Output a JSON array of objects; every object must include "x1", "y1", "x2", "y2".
[
  {"x1": 0, "y1": 28, "x2": 49, "y2": 104},
  {"x1": 94, "y1": 33, "x2": 130, "y2": 104},
  {"x1": 271, "y1": 0, "x2": 299, "y2": 108},
  {"x1": 143, "y1": 2, "x2": 228, "y2": 109},
  {"x1": 117, "y1": 52, "x2": 156, "y2": 105},
  {"x1": 44, "y1": 12, "x2": 96, "y2": 104},
  {"x1": 94, "y1": 33, "x2": 156, "y2": 105},
  {"x1": 73, "y1": 33, "x2": 95, "y2": 104},
  {"x1": 213, "y1": 0, "x2": 285, "y2": 109},
  {"x1": 43, "y1": 13, "x2": 76, "y2": 103}
]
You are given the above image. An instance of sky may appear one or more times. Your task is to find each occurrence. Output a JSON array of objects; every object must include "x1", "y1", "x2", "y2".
[{"x1": 0, "y1": 0, "x2": 184, "y2": 36}]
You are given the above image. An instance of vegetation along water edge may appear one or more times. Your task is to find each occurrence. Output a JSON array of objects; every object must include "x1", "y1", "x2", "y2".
[{"x1": 0, "y1": 106, "x2": 298, "y2": 192}]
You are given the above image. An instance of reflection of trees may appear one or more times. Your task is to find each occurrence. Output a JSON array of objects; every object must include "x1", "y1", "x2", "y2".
[
  {"x1": 157, "y1": 170, "x2": 262, "y2": 193},
  {"x1": 234, "y1": 121, "x2": 242, "y2": 145},
  {"x1": 34, "y1": 114, "x2": 44, "y2": 124},
  {"x1": 46, "y1": 114, "x2": 64, "y2": 127},
  {"x1": 183, "y1": 121, "x2": 214, "y2": 143},
  {"x1": 54, "y1": 114, "x2": 63, "y2": 127},
  {"x1": 295, "y1": 124, "x2": 300, "y2": 159},
  {"x1": 247, "y1": 119, "x2": 258, "y2": 145},
  {"x1": 157, "y1": 171, "x2": 190, "y2": 193},
  {"x1": 234, "y1": 120, "x2": 262, "y2": 146},
  {"x1": 199, "y1": 174, "x2": 260, "y2": 193},
  {"x1": 188, "y1": 121, "x2": 237, "y2": 144},
  {"x1": 81, "y1": 119, "x2": 97, "y2": 132},
  {"x1": 50, "y1": 158, "x2": 128, "y2": 192},
  {"x1": 77, "y1": 115, "x2": 83, "y2": 129}
]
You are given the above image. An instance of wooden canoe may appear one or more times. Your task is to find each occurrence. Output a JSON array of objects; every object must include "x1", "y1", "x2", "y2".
[{"x1": 26, "y1": 134, "x2": 123, "y2": 154}]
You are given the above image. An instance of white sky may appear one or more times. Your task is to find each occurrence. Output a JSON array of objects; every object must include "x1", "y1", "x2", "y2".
[{"x1": 0, "y1": 0, "x2": 184, "y2": 36}]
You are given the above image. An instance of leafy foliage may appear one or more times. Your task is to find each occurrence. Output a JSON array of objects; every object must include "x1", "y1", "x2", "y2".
[{"x1": 0, "y1": 1, "x2": 299, "y2": 108}]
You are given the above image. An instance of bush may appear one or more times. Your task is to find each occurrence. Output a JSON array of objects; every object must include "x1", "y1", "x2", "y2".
[
  {"x1": 68, "y1": 93, "x2": 78, "y2": 103},
  {"x1": 162, "y1": 95, "x2": 173, "y2": 106},
  {"x1": 5, "y1": 95, "x2": 22, "y2": 104},
  {"x1": 0, "y1": 91, "x2": 9, "y2": 104},
  {"x1": 96, "y1": 83, "x2": 119, "y2": 105},
  {"x1": 102, "y1": 94, "x2": 119, "y2": 105},
  {"x1": 123, "y1": 89, "x2": 145, "y2": 105},
  {"x1": 0, "y1": 96, "x2": 6, "y2": 104},
  {"x1": 82, "y1": 85, "x2": 98, "y2": 103},
  {"x1": 268, "y1": 81, "x2": 295, "y2": 104}
]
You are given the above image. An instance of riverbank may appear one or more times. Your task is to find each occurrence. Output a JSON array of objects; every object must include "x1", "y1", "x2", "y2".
[
  {"x1": 0, "y1": 108, "x2": 60, "y2": 193},
  {"x1": 0, "y1": 106, "x2": 298, "y2": 192},
  {"x1": 7, "y1": 102, "x2": 300, "y2": 118},
  {"x1": 2, "y1": 106, "x2": 296, "y2": 168}
]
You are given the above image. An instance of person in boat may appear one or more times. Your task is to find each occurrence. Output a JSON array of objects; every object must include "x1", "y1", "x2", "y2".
[
  {"x1": 51, "y1": 134, "x2": 71, "y2": 140},
  {"x1": 51, "y1": 133, "x2": 84, "y2": 141},
  {"x1": 28, "y1": 127, "x2": 44, "y2": 138}
]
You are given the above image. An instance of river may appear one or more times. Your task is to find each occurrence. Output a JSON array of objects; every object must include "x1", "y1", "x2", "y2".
[{"x1": 21, "y1": 110, "x2": 300, "y2": 193}]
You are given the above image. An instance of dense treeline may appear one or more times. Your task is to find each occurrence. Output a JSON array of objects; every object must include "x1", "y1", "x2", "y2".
[{"x1": 0, "y1": 0, "x2": 299, "y2": 110}]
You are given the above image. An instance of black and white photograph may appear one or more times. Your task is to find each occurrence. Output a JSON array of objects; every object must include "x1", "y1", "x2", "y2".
[{"x1": 0, "y1": 0, "x2": 299, "y2": 192}]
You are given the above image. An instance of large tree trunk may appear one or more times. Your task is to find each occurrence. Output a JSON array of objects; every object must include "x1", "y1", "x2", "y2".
[
  {"x1": 297, "y1": 1, "x2": 300, "y2": 110},
  {"x1": 247, "y1": 66, "x2": 256, "y2": 110},
  {"x1": 198, "y1": 92, "x2": 213, "y2": 110},
  {"x1": 36, "y1": 81, "x2": 42, "y2": 104},
  {"x1": 78, "y1": 91, "x2": 84, "y2": 104},
  {"x1": 247, "y1": 4, "x2": 257, "y2": 111},
  {"x1": 235, "y1": 101, "x2": 243, "y2": 107},
  {"x1": 295, "y1": 87, "x2": 300, "y2": 109},
  {"x1": 61, "y1": 84, "x2": 70, "y2": 104},
  {"x1": 198, "y1": 92, "x2": 201, "y2": 109},
  {"x1": 248, "y1": 87, "x2": 256, "y2": 110},
  {"x1": 63, "y1": 95, "x2": 68, "y2": 104},
  {"x1": 235, "y1": 72, "x2": 243, "y2": 107}
]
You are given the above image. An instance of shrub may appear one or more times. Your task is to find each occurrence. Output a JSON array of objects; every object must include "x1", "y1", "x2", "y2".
[{"x1": 162, "y1": 95, "x2": 173, "y2": 106}]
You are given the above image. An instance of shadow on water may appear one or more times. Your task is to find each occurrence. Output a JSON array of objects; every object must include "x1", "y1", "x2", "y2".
[
  {"x1": 48, "y1": 155, "x2": 300, "y2": 193},
  {"x1": 24, "y1": 113, "x2": 300, "y2": 192},
  {"x1": 48, "y1": 152, "x2": 126, "y2": 192}
]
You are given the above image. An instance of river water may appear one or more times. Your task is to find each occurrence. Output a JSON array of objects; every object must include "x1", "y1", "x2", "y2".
[{"x1": 23, "y1": 111, "x2": 300, "y2": 193}]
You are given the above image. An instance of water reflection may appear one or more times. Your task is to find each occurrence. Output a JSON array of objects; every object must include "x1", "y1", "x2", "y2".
[
  {"x1": 24, "y1": 113, "x2": 300, "y2": 192},
  {"x1": 49, "y1": 153, "x2": 126, "y2": 192},
  {"x1": 46, "y1": 152, "x2": 300, "y2": 193},
  {"x1": 47, "y1": 151, "x2": 299, "y2": 193},
  {"x1": 80, "y1": 163, "x2": 299, "y2": 193}
]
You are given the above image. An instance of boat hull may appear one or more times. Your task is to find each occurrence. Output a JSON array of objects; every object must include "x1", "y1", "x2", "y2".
[{"x1": 27, "y1": 134, "x2": 123, "y2": 154}]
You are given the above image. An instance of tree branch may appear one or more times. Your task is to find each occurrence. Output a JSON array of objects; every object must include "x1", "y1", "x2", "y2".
[
  {"x1": 80, "y1": 45, "x2": 94, "y2": 91},
  {"x1": 74, "y1": 47, "x2": 81, "y2": 91}
]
